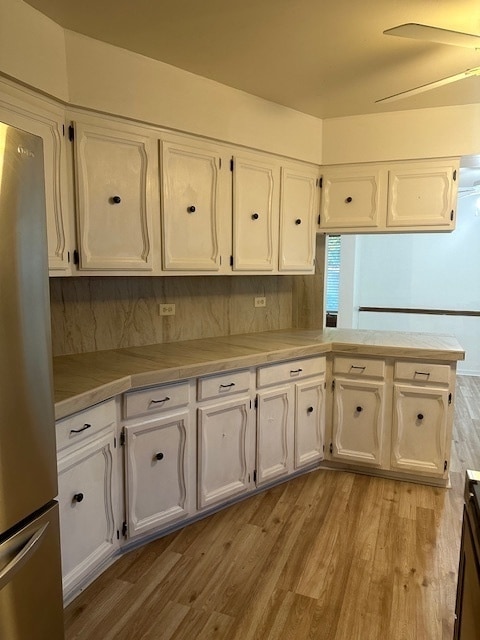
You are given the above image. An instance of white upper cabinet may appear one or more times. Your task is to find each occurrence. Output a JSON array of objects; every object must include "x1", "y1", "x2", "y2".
[
  {"x1": 232, "y1": 152, "x2": 280, "y2": 271},
  {"x1": 279, "y1": 164, "x2": 319, "y2": 272},
  {"x1": 72, "y1": 115, "x2": 158, "y2": 272},
  {"x1": 160, "y1": 136, "x2": 230, "y2": 272},
  {"x1": 320, "y1": 158, "x2": 459, "y2": 233},
  {"x1": 0, "y1": 80, "x2": 71, "y2": 275}
]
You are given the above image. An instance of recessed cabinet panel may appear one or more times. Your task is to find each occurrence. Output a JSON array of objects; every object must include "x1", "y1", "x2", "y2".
[
  {"x1": 125, "y1": 413, "x2": 191, "y2": 537},
  {"x1": 57, "y1": 433, "x2": 116, "y2": 594},
  {"x1": 198, "y1": 396, "x2": 253, "y2": 508},
  {"x1": 295, "y1": 377, "x2": 326, "y2": 469},
  {"x1": 161, "y1": 140, "x2": 224, "y2": 271},
  {"x1": 74, "y1": 122, "x2": 155, "y2": 270},
  {"x1": 279, "y1": 165, "x2": 318, "y2": 272},
  {"x1": 387, "y1": 162, "x2": 457, "y2": 228},
  {"x1": 332, "y1": 378, "x2": 385, "y2": 466},
  {"x1": 391, "y1": 384, "x2": 448, "y2": 475},
  {"x1": 256, "y1": 386, "x2": 294, "y2": 485},
  {"x1": 320, "y1": 165, "x2": 385, "y2": 230},
  {"x1": 233, "y1": 154, "x2": 279, "y2": 271}
]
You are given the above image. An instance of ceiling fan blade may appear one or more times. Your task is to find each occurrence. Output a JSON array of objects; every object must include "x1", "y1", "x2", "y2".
[
  {"x1": 384, "y1": 23, "x2": 480, "y2": 49},
  {"x1": 376, "y1": 67, "x2": 480, "y2": 103}
]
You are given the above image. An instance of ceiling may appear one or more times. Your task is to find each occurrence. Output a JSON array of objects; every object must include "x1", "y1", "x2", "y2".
[{"x1": 24, "y1": 0, "x2": 480, "y2": 120}]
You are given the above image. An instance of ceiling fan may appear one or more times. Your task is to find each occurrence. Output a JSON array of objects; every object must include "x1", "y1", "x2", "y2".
[{"x1": 376, "y1": 23, "x2": 480, "y2": 103}]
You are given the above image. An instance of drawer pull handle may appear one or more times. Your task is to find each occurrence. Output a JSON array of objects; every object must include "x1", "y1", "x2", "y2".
[
  {"x1": 307, "y1": 406, "x2": 314, "y2": 414},
  {"x1": 350, "y1": 365, "x2": 366, "y2": 372},
  {"x1": 220, "y1": 383, "x2": 236, "y2": 389},
  {"x1": 290, "y1": 368, "x2": 303, "y2": 374},
  {"x1": 414, "y1": 371, "x2": 430, "y2": 378},
  {"x1": 70, "y1": 423, "x2": 92, "y2": 434},
  {"x1": 356, "y1": 406, "x2": 363, "y2": 413},
  {"x1": 72, "y1": 493, "x2": 84, "y2": 503},
  {"x1": 149, "y1": 396, "x2": 170, "y2": 405},
  {"x1": 155, "y1": 452, "x2": 164, "y2": 461},
  {"x1": 417, "y1": 413, "x2": 424, "y2": 421}
]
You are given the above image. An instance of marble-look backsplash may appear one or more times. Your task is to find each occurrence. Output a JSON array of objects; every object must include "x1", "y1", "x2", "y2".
[{"x1": 50, "y1": 275, "x2": 297, "y2": 356}]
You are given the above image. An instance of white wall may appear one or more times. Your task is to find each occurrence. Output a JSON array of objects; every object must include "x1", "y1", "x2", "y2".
[
  {"x1": 0, "y1": 0, "x2": 68, "y2": 101},
  {"x1": 64, "y1": 31, "x2": 323, "y2": 163},
  {"x1": 338, "y1": 196, "x2": 480, "y2": 374},
  {"x1": 323, "y1": 105, "x2": 480, "y2": 164}
]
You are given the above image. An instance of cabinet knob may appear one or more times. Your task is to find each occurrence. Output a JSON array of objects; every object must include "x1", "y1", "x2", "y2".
[
  {"x1": 155, "y1": 452, "x2": 164, "y2": 461},
  {"x1": 345, "y1": 196, "x2": 353, "y2": 203},
  {"x1": 295, "y1": 218, "x2": 302, "y2": 225},
  {"x1": 187, "y1": 205, "x2": 196, "y2": 213},
  {"x1": 111, "y1": 195, "x2": 122, "y2": 204},
  {"x1": 307, "y1": 406, "x2": 314, "y2": 414},
  {"x1": 251, "y1": 213, "x2": 259, "y2": 220},
  {"x1": 356, "y1": 406, "x2": 363, "y2": 413},
  {"x1": 417, "y1": 413, "x2": 424, "y2": 421},
  {"x1": 72, "y1": 493, "x2": 84, "y2": 503}
]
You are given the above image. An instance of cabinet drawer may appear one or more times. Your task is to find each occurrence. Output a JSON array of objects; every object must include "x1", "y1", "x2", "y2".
[
  {"x1": 56, "y1": 399, "x2": 116, "y2": 453},
  {"x1": 394, "y1": 362, "x2": 450, "y2": 385},
  {"x1": 257, "y1": 356, "x2": 326, "y2": 388},
  {"x1": 124, "y1": 381, "x2": 190, "y2": 419},
  {"x1": 197, "y1": 370, "x2": 250, "y2": 401},
  {"x1": 333, "y1": 356, "x2": 385, "y2": 379}
]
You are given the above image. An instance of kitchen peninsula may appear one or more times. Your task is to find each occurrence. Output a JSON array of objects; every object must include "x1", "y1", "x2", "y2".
[{"x1": 53, "y1": 328, "x2": 464, "y2": 602}]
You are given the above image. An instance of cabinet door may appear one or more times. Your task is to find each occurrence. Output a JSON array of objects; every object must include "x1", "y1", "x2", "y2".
[
  {"x1": 295, "y1": 376, "x2": 326, "y2": 469},
  {"x1": 256, "y1": 386, "x2": 294, "y2": 485},
  {"x1": 57, "y1": 432, "x2": 117, "y2": 596},
  {"x1": 391, "y1": 384, "x2": 449, "y2": 475},
  {"x1": 320, "y1": 165, "x2": 386, "y2": 231},
  {"x1": 74, "y1": 120, "x2": 156, "y2": 271},
  {"x1": 0, "y1": 87, "x2": 71, "y2": 274},
  {"x1": 387, "y1": 160, "x2": 458, "y2": 229},
  {"x1": 198, "y1": 396, "x2": 254, "y2": 508},
  {"x1": 332, "y1": 378, "x2": 385, "y2": 467},
  {"x1": 279, "y1": 164, "x2": 319, "y2": 272},
  {"x1": 124, "y1": 411, "x2": 192, "y2": 538},
  {"x1": 232, "y1": 153, "x2": 280, "y2": 271},
  {"x1": 161, "y1": 139, "x2": 228, "y2": 271}
]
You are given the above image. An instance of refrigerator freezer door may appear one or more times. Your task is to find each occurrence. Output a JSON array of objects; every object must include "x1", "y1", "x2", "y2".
[
  {"x1": 0, "y1": 502, "x2": 64, "y2": 639},
  {"x1": 0, "y1": 123, "x2": 58, "y2": 534}
]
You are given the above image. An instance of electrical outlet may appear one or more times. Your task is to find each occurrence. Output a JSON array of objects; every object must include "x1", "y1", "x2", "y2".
[
  {"x1": 159, "y1": 303, "x2": 175, "y2": 316},
  {"x1": 254, "y1": 297, "x2": 266, "y2": 308}
]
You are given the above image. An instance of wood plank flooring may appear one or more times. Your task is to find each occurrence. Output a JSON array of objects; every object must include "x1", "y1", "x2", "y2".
[{"x1": 64, "y1": 375, "x2": 480, "y2": 640}]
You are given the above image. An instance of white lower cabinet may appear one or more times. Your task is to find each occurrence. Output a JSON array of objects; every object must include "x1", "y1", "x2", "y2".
[
  {"x1": 56, "y1": 399, "x2": 118, "y2": 601},
  {"x1": 256, "y1": 357, "x2": 326, "y2": 486},
  {"x1": 197, "y1": 394, "x2": 255, "y2": 508},
  {"x1": 122, "y1": 381, "x2": 195, "y2": 539}
]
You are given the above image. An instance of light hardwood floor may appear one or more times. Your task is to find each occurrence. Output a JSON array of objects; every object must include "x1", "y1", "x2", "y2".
[{"x1": 64, "y1": 375, "x2": 480, "y2": 640}]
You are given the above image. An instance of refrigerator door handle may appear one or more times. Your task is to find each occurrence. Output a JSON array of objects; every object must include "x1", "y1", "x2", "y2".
[{"x1": 0, "y1": 522, "x2": 49, "y2": 591}]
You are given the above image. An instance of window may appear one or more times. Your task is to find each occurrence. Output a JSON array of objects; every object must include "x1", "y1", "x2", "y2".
[{"x1": 326, "y1": 235, "x2": 341, "y2": 326}]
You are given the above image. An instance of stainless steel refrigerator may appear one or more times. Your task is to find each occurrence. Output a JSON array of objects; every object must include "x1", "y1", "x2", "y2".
[{"x1": 0, "y1": 122, "x2": 64, "y2": 638}]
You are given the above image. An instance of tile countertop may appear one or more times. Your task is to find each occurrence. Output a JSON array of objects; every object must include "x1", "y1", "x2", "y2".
[{"x1": 52, "y1": 328, "x2": 465, "y2": 420}]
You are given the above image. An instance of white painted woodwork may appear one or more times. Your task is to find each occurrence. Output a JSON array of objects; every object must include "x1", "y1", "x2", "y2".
[
  {"x1": 257, "y1": 356, "x2": 326, "y2": 388},
  {"x1": 74, "y1": 119, "x2": 155, "y2": 271},
  {"x1": 294, "y1": 376, "x2": 326, "y2": 469},
  {"x1": 197, "y1": 369, "x2": 251, "y2": 401},
  {"x1": 391, "y1": 384, "x2": 449, "y2": 476},
  {"x1": 56, "y1": 398, "x2": 117, "y2": 452},
  {"x1": 0, "y1": 80, "x2": 71, "y2": 274},
  {"x1": 279, "y1": 164, "x2": 319, "y2": 272},
  {"x1": 332, "y1": 378, "x2": 385, "y2": 467},
  {"x1": 319, "y1": 164, "x2": 386, "y2": 230},
  {"x1": 57, "y1": 430, "x2": 117, "y2": 597},
  {"x1": 197, "y1": 395, "x2": 254, "y2": 508},
  {"x1": 232, "y1": 153, "x2": 280, "y2": 271},
  {"x1": 161, "y1": 137, "x2": 228, "y2": 271},
  {"x1": 256, "y1": 385, "x2": 294, "y2": 485},
  {"x1": 123, "y1": 381, "x2": 190, "y2": 420},
  {"x1": 124, "y1": 411, "x2": 192, "y2": 537},
  {"x1": 387, "y1": 160, "x2": 458, "y2": 229}
]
